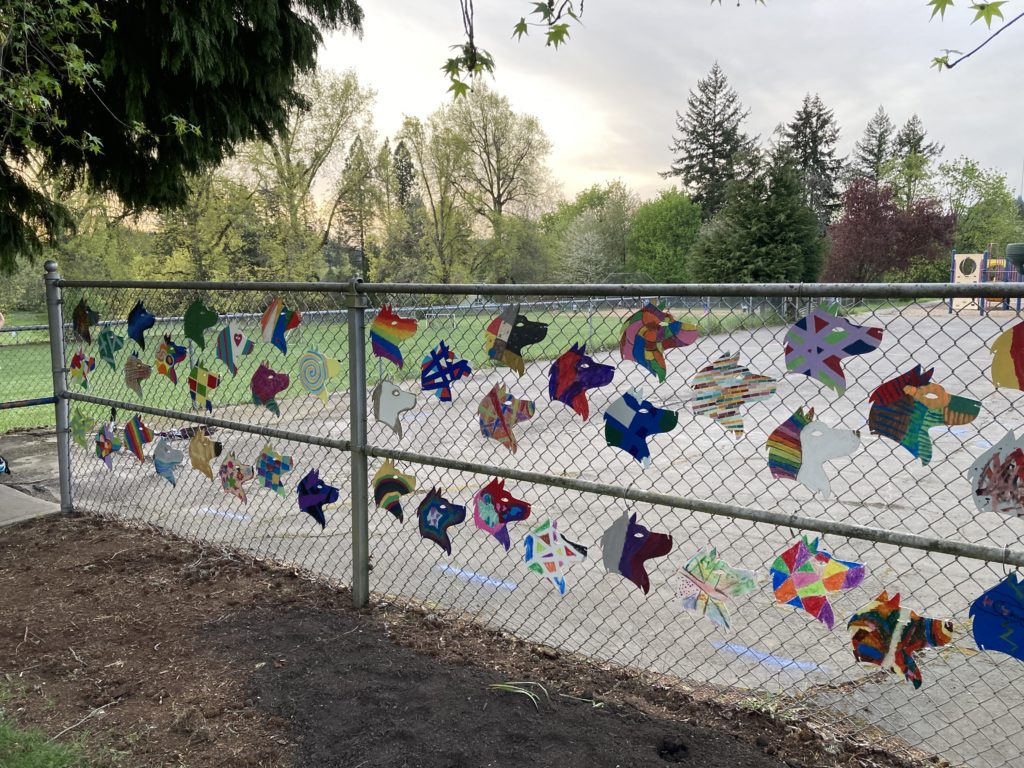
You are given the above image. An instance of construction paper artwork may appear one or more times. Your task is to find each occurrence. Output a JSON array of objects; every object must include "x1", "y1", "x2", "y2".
[
  {"x1": 370, "y1": 305, "x2": 418, "y2": 368},
  {"x1": 299, "y1": 348, "x2": 342, "y2": 405},
  {"x1": 219, "y1": 453, "x2": 255, "y2": 503},
  {"x1": 69, "y1": 349, "x2": 95, "y2": 389},
  {"x1": 372, "y1": 460, "x2": 416, "y2": 522},
  {"x1": 0, "y1": 455, "x2": 8, "y2": 475},
  {"x1": 97, "y1": 329, "x2": 124, "y2": 370},
  {"x1": 297, "y1": 469, "x2": 340, "y2": 529},
  {"x1": 677, "y1": 548, "x2": 758, "y2": 631},
  {"x1": 256, "y1": 443, "x2": 293, "y2": 497},
  {"x1": 188, "y1": 431, "x2": 222, "y2": 480},
  {"x1": 72, "y1": 298, "x2": 99, "y2": 344},
  {"x1": 126, "y1": 301, "x2": 156, "y2": 349},
  {"x1": 484, "y1": 303, "x2": 549, "y2": 376},
  {"x1": 970, "y1": 574, "x2": 1024, "y2": 662},
  {"x1": 524, "y1": 519, "x2": 588, "y2": 595},
  {"x1": 123, "y1": 415, "x2": 154, "y2": 463},
  {"x1": 478, "y1": 384, "x2": 535, "y2": 454},
  {"x1": 603, "y1": 388, "x2": 678, "y2": 468},
  {"x1": 473, "y1": 478, "x2": 531, "y2": 551},
  {"x1": 548, "y1": 343, "x2": 615, "y2": 421},
  {"x1": 215, "y1": 324, "x2": 255, "y2": 375},
  {"x1": 183, "y1": 299, "x2": 218, "y2": 349},
  {"x1": 251, "y1": 362, "x2": 290, "y2": 416},
  {"x1": 848, "y1": 591, "x2": 954, "y2": 688},
  {"x1": 868, "y1": 365, "x2": 981, "y2": 465},
  {"x1": 153, "y1": 438, "x2": 184, "y2": 486},
  {"x1": 771, "y1": 536, "x2": 866, "y2": 630},
  {"x1": 690, "y1": 353, "x2": 777, "y2": 437},
  {"x1": 968, "y1": 430, "x2": 1024, "y2": 518},
  {"x1": 421, "y1": 341, "x2": 472, "y2": 401},
  {"x1": 619, "y1": 303, "x2": 698, "y2": 382},
  {"x1": 766, "y1": 407, "x2": 859, "y2": 497},
  {"x1": 155, "y1": 335, "x2": 187, "y2": 384},
  {"x1": 990, "y1": 321, "x2": 1024, "y2": 391},
  {"x1": 261, "y1": 297, "x2": 302, "y2": 354},
  {"x1": 600, "y1": 512, "x2": 673, "y2": 595},
  {"x1": 417, "y1": 488, "x2": 467, "y2": 555},
  {"x1": 95, "y1": 423, "x2": 122, "y2": 469},
  {"x1": 784, "y1": 306, "x2": 883, "y2": 393},
  {"x1": 124, "y1": 352, "x2": 152, "y2": 398},
  {"x1": 70, "y1": 408, "x2": 96, "y2": 450},
  {"x1": 187, "y1": 365, "x2": 220, "y2": 413},
  {"x1": 371, "y1": 380, "x2": 416, "y2": 437}
]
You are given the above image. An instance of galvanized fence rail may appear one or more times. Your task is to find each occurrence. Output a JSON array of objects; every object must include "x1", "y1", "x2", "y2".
[{"x1": 41, "y1": 263, "x2": 1024, "y2": 768}]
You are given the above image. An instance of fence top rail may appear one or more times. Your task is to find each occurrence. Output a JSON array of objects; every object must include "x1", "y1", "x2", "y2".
[{"x1": 54, "y1": 278, "x2": 1024, "y2": 300}]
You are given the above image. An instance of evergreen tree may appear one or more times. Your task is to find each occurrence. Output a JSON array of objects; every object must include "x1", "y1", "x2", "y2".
[
  {"x1": 690, "y1": 155, "x2": 825, "y2": 283},
  {"x1": 336, "y1": 134, "x2": 379, "y2": 278},
  {"x1": 780, "y1": 93, "x2": 843, "y2": 231},
  {"x1": 393, "y1": 140, "x2": 416, "y2": 208},
  {"x1": 852, "y1": 106, "x2": 895, "y2": 184},
  {"x1": 662, "y1": 62, "x2": 754, "y2": 219},
  {"x1": 894, "y1": 114, "x2": 943, "y2": 161}
]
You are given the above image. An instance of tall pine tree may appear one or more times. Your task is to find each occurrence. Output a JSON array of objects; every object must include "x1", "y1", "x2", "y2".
[
  {"x1": 662, "y1": 62, "x2": 754, "y2": 219},
  {"x1": 393, "y1": 140, "x2": 416, "y2": 208},
  {"x1": 852, "y1": 106, "x2": 895, "y2": 184},
  {"x1": 780, "y1": 93, "x2": 843, "y2": 231},
  {"x1": 895, "y1": 114, "x2": 944, "y2": 160}
]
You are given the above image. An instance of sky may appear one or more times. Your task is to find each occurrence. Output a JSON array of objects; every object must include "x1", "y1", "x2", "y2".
[{"x1": 319, "y1": 0, "x2": 1024, "y2": 202}]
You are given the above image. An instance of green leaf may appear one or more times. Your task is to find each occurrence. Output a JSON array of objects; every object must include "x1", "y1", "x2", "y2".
[
  {"x1": 928, "y1": 0, "x2": 955, "y2": 19},
  {"x1": 512, "y1": 18, "x2": 528, "y2": 40},
  {"x1": 546, "y1": 23, "x2": 571, "y2": 48},
  {"x1": 971, "y1": 1, "x2": 1007, "y2": 27},
  {"x1": 531, "y1": 2, "x2": 552, "y2": 21},
  {"x1": 931, "y1": 54, "x2": 951, "y2": 70},
  {"x1": 441, "y1": 58, "x2": 462, "y2": 77},
  {"x1": 447, "y1": 79, "x2": 470, "y2": 99}
]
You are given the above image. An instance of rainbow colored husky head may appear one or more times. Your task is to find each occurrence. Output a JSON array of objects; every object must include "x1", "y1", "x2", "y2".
[{"x1": 371, "y1": 305, "x2": 418, "y2": 368}]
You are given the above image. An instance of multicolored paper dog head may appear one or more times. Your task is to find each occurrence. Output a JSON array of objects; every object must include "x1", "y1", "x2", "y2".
[
  {"x1": 600, "y1": 512, "x2": 672, "y2": 594},
  {"x1": 256, "y1": 443, "x2": 293, "y2": 497},
  {"x1": 968, "y1": 430, "x2": 1024, "y2": 518},
  {"x1": 766, "y1": 408, "x2": 859, "y2": 498},
  {"x1": 370, "y1": 305, "x2": 418, "y2": 368},
  {"x1": 0, "y1": 455, "x2": 8, "y2": 475},
  {"x1": 219, "y1": 453, "x2": 255, "y2": 503},
  {"x1": 848, "y1": 591, "x2": 954, "y2": 688},
  {"x1": 155, "y1": 334, "x2": 187, "y2": 384},
  {"x1": 784, "y1": 306, "x2": 883, "y2": 393},
  {"x1": 188, "y1": 430, "x2": 222, "y2": 480},
  {"x1": 677, "y1": 548, "x2": 758, "y2": 631},
  {"x1": 478, "y1": 384, "x2": 535, "y2": 454},
  {"x1": 153, "y1": 438, "x2": 184, "y2": 487},
  {"x1": 69, "y1": 349, "x2": 96, "y2": 389},
  {"x1": 372, "y1": 460, "x2": 416, "y2": 522},
  {"x1": 124, "y1": 352, "x2": 152, "y2": 398},
  {"x1": 297, "y1": 469, "x2": 340, "y2": 529},
  {"x1": 70, "y1": 408, "x2": 96, "y2": 450},
  {"x1": 771, "y1": 536, "x2": 865, "y2": 630},
  {"x1": 183, "y1": 299, "x2": 218, "y2": 350},
  {"x1": 603, "y1": 388, "x2": 678, "y2": 468},
  {"x1": 970, "y1": 573, "x2": 1024, "y2": 662},
  {"x1": 126, "y1": 301, "x2": 156, "y2": 349},
  {"x1": 619, "y1": 303, "x2": 698, "y2": 382},
  {"x1": 868, "y1": 365, "x2": 981, "y2": 465},
  {"x1": 95, "y1": 423, "x2": 122, "y2": 469},
  {"x1": 187, "y1": 365, "x2": 220, "y2": 413},
  {"x1": 97, "y1": 329, "x2": 124, "y2": 370},
  {"x1": 417, "y1": 488, "x2": 467, "y2": 555},
  {"x1": 990, "y1": 320, "x2": 1024, "y2": 391},
  {"x1": 261, "y1": 297, "x2": 302, "y2": 354},
  {"x1": 123, "y1": 414, "x2": 154, "y2": 463},
  {"x1": 548, "y1": 343, "x2": 615, "y2": 421},
  {"x1": 473, "y1": 478, "x2": 531, "y2": 551},
  {"x1": 371, "y1": 380, "x2": 416, "y2": 438},
  {"x1": 484, "y1": 303, "x2": 548, "y2": 376},
  {"x1": 299, "y1": 348, "x2": 342, "y2": 405},
  {"x1": 72, "y1": 298, "x2": 99, "y2": 344},
  {"x1": 215, "y1": 323, "x2": 255, "y2": 375},
  {"x1": 690, "y1": 353, "x2": 777, "y2": 436},
  {"x1": 421, "y1": 340, "x2": 472, "y2": 401},
  {"x1": 251, "y1": 362, "x2": 290, "y2": 416},
  {"x1": 524, "y1": 519, "x2": 588, "y2": 595}
]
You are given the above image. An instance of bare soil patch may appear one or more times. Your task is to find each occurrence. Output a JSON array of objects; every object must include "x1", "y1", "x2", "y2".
[{"x1": 0, "y1": 517, "x2": 930, "y2": 767}]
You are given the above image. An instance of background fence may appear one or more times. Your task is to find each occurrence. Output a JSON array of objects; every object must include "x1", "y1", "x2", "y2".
[
  {"x1": 41, "y1": 268, "x2": 1024, "y2": 768},
  {"x1": 0, "y1": 317, "x2": 55, "y2": 433}
]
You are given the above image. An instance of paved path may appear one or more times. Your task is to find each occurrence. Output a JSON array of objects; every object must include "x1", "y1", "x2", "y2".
[{"x1": 0, "y1": 485, "x2": 59, "y2": 527}]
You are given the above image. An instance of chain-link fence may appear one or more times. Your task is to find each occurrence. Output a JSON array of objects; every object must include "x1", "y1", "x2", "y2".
[
  {"x1": 50, "y1": 267, "x2": 1024, "y2": 768},
  {"x1": 0, "y1": 315, "x2": 55, "y2": 433}
]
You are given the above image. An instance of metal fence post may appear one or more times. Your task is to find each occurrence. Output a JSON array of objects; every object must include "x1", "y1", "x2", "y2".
[
  {"x1": 44, "y1": 260, "x2": 73, "y2": 514},
  {"x1": 346, "y1": 279, "x2": 371, "y2": 607}
]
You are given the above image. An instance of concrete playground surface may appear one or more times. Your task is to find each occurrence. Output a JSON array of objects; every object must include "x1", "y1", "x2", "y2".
[{"x1": 65, "y1": 301, "x2": 1024, "y2": 768}]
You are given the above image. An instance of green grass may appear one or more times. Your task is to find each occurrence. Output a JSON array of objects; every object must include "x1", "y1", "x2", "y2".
[{"x1": 0, "y1": 719, "x2": 92, "y2": 768}]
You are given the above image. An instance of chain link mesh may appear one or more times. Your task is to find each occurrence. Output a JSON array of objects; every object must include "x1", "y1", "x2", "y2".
[
  {"x1": 0, "y1": 317, "x2": 53, "y2": 432},
  {"x1": 62, "y1": 284, "x2": 1024, "y2": 768}
]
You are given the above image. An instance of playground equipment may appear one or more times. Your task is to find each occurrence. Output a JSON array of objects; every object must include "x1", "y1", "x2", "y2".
[{"x1": 949, "y1": 246, "x2": 1024, "y2": 314}]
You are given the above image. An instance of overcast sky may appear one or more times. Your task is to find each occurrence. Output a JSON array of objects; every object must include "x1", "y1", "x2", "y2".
[{"x1": 319, "y1": 0, "x2": 1024, "y2": 201}]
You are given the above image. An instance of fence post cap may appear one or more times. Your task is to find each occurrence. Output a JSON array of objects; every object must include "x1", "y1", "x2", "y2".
[{"x1": 44, "y1": 260, "x2": 59, "y2": 275}]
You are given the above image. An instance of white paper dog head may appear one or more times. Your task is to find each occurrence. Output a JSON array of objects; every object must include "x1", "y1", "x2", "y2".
[{"x1": 371, "y1": 379, "x2": 417, "y2": 438}]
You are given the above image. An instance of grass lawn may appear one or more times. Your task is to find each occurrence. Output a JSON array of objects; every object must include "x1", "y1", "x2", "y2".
[
  {"x1": 1, "y1": 304, "x2": 785, "y2": 434},
  {"x1": 0, "y1": 720, "x2": 91, "y2": 768}
]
